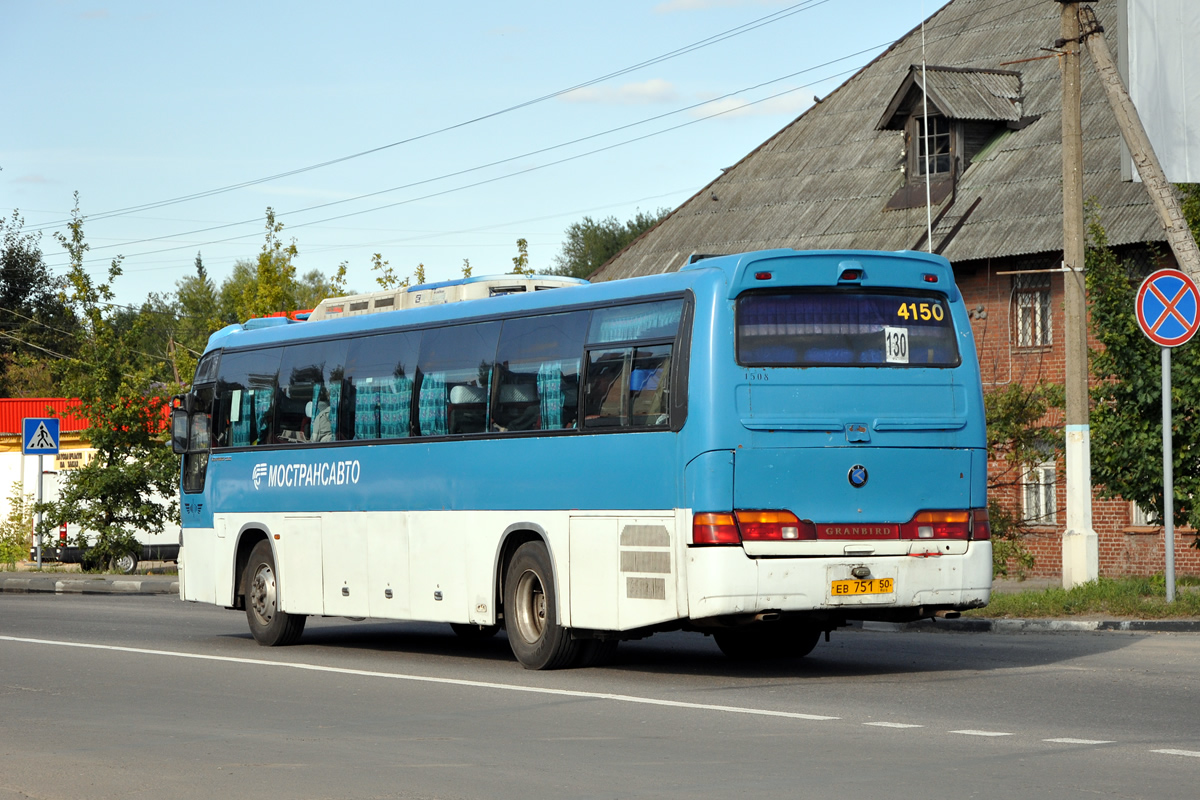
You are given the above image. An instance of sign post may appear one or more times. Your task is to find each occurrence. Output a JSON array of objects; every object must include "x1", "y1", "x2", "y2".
[
  {"x1": 21, "y1": 418, "x2": 60, "y2": 568},
  {"x1": 1135, "y1": 269, "x2": 1200, "y2": 602}
]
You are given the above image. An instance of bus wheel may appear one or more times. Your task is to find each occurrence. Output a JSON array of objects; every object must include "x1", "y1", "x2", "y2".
[
  {"x1": 449, "y1": 623, "x2": 500, "y2": 639},
  {"x1": 245, "y1": 540, "x2": 306, "y2": 646},
  {"x1": 503, "y1": 542, "x2": 579, "y2": 670},
  {"x1": 112, "y1": 552, "x2": 138, "y2": 575},
  {"x1": 713, "y1": 624, "x2": 820, "y2": 661}
]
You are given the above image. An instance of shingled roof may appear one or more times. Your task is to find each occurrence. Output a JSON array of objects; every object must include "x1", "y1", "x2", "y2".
[{"x1": 593, "y1": 0, "x2": 1163, "y2": 282}]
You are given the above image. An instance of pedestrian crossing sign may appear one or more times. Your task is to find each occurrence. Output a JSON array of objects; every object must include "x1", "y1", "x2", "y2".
[{"x1": 22, "y1": 417, "x2": 60, "y2": 455}]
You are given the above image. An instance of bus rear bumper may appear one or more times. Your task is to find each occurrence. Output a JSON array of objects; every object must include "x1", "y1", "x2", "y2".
[{"x1": 685, "y1": 542, "x2": 993, "y2": 622}]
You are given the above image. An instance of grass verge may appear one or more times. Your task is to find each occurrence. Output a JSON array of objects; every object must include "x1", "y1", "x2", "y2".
[{"x1": 967, "y1": 576, "x2": 1200, "y2": 619}]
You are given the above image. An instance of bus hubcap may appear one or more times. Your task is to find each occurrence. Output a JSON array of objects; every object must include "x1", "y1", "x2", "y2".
[
  {"x1": 514, "y1": 569, "x2": 546, "y2": 644},
  {"x1": 250, "y1": 564, "x2": 277, "y2": 625}
]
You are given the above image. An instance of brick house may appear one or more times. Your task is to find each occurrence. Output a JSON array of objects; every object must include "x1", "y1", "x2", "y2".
[{"x1": 592, "y1": 0, "x2": 1199, "y2": 578}]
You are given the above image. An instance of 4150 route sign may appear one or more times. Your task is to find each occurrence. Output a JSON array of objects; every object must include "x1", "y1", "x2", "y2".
[{"x1": 1136, "y1": 268, "x2": 1200, "y2": 347}]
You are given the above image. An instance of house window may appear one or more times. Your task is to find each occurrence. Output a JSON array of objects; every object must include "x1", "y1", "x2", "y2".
[
  {"x1": 1130, "y1": 502, "x2": 1155, "y2": 526},
  {"x1": 915, "y1": 114, "x2": 951, "y2": 176},
  {"x1": 1023, "y1": 460, "x2": 1057, "y2": 526},
  {"x1": 1014, "y1": 273, "x2": 1052, "y2": 346}
]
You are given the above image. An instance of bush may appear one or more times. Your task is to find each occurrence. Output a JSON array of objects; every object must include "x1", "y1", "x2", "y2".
[
  {"x1": 988, "y1": 498, "x2": 1035, "y2": 578},
  {"x1": 0, "y1": 486, "x2": 34, "y2": 568}
]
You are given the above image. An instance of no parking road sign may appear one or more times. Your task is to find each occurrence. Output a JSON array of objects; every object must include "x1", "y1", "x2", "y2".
[
  {"x1": 1136, "y1": 268, "x2": 1200, "y2": 347},
  {"x1": 1134, "y1": 267, "x2": 1200, "y2": 605}
]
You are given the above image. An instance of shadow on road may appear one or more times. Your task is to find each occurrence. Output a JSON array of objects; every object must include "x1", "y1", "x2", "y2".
[{"x1": 222, "y1": 615, "x2": 1145, "y2": 680}]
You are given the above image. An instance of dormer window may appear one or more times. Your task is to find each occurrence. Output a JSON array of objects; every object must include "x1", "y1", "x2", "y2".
[
  {"x1": 915, "y1": 114, "x2": 951, "y2": 176},
  {"x1": 878, "y1": 65, "x2": 1025, "y2": 210}
]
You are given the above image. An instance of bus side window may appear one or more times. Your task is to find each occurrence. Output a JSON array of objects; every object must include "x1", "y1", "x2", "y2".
[
  {"x1": 630, "y1": 345, "x2": 671, "y2": 427},
  {"x1": 213, "y1": 349, "x2": 282, "y2": 448},
  {"x1": 583, "y1": 348, "x2": 631, "y2": 428},
  {"x1": 492, "y1": 311, "x2": 588, "y2": 433},
  {"x1": 582, "y1": 345, "x2": 673, "y2": 429},
  {"x1": 415, "y1": 321, "x2": 501, "y2": 436},
  {"x1": 274, "y1": 339, "x2": 348, "y2": 444},
  {"x1": 582, "y1": 299, "x2": 684, "y2": 431},
  {"x1": 343, "y1": 330, "x2": 421, "y2": 440}
]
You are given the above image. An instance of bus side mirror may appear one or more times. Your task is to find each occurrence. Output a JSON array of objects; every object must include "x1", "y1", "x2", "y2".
[{"x1": 171, "y1": 409, "x2": 190, "y2": 454}]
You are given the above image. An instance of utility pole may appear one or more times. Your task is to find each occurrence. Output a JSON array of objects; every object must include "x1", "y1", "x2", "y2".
[{"x1": 1057, "y1": 0, "x2": 1098, "y2": 588}]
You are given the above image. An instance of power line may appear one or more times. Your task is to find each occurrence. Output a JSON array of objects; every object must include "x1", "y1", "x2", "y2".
[
  {"x1": 34, "y1": 0, "x2": 1039, "y2": 277},
  {"x1": 44, "y1": 43, "x2": 889, "y2": 271},
  {"x1": 20, "y1": 0, "x2": 831, "y2": 233}
]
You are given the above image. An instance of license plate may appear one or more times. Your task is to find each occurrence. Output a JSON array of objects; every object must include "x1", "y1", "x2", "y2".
[{"x1": 831, "y1": 578, "x2": 894, "y2": 596}]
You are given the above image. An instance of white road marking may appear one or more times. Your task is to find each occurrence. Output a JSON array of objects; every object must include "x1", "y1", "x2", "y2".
[
  {"x1": 1151, "y1": 749, "x2": 1200, "y2": 758},
  {"x1": 863, "y1": 722, "x2": 923, "y2": 729},
  {"x1": 1044, "y1": 738, "x2": 1115, "y2": 745},
  {"x1": 951, "y1": 730, "x2": 1012, "y2": 737},
  {"x1": 0, "y1": 635, "x2": 839, "y2": 721}
]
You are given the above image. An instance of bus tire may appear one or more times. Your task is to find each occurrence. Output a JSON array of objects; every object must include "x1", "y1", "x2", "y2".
[
  {"x1": 713, "y1": 624, "x2": 820, "y2": 661},
  {"x1": 503, "y1": 541, "x2": 579, "y2": 670},
  {"x1": 449, "y1": 623, "x2": 500, "y2": 639},
  {"x1": 245, "y1": 540, "x2": 306, "y2": 646}
]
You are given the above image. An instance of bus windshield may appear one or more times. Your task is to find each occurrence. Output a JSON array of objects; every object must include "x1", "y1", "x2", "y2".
[{"x1": 736, "y1": 290, "x2": 960, "y2": 367}]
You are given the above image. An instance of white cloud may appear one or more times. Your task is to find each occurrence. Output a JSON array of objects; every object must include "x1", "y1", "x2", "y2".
[
  {"x1": 561, "y1": 79, "x2": 679, "y2": 105},
  {"x1": 14, "y1": 174, "x2": 52, "y2": 184},
  {"x1": 691, "y1": 91, "x2": 813, "y2": 119}
]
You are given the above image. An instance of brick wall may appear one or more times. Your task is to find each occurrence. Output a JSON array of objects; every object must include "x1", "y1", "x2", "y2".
[{"x1": 954, "y1": 251, "x2": 1198, "y2": 579}]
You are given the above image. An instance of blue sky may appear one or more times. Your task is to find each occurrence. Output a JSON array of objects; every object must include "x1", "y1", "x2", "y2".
[{"x1": 2, "y1": 1, "x2": 940, "y2": 307}]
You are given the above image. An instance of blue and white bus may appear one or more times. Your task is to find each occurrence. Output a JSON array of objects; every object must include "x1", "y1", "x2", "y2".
[{"x1": 171, "y1": 250, "x2": 991, "y2": 669}]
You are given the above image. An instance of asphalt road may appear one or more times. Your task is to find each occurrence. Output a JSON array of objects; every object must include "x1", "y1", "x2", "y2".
[{"x1": 2, "y1": 593, "x2": 1198, "y2": 800}]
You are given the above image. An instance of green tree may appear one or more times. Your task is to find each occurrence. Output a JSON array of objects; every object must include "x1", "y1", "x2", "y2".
[
  {"x1": 172, "y1": 251, "x2": 221, "y2": 375},
  {"x1": 0, "y1": 209, "x2": 79, "y2": 396},
  {"x1": 372, "y1": 253, "x2": 402, "y2": 289},
  {"x1": 0, "y1": 485, "x2": 33, "y2": 568},
  {"x1": 984, "y1": 381, "x2": 1064, "y2": 576},
  {"x1": 510, "y1": 239, "x2": 533, "y2": 276},
  {"x1": 1086, "y1": 200, "x2": 1200, "y2": 536},
  {"x1": 217, "y1": 258, "x2": 257, "y2": 324},
  {"x1": 549, "y1": 208, "x2": 670, "y2": 279},
  {"x1": 295, "y1": 268, "x2": 338, "y2": 309},
  {"x1": 242, "y1": 207, "x2": 299, "y2": 319},
  {"x1": 34, "y1": 193, "x2": 180, "y2": 570},
  {"x1": 330, "y1": 260, "x2": 350, "y2": 296},
  {"x1": 214, "y1": 215, "x2": 349, "y2": 323}
]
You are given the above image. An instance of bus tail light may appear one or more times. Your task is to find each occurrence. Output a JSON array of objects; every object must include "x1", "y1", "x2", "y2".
[
  {"x1": 970, "y1": 508, "x2": 991, "y2": 540},
  {"x1": 735, "y1": 510, "x2": 815, "y2": 541},
  {"x1": 693, "y1": 513, "x2": 740, "y2": 545},
  {"x1": 899, "y1": 510, "x2": 970, "y2": 540},
  {"x1": 691, "y1": 511, "x2": 816, "y2": 545},
  {"x1": 58, "y1": 523, "x2": 67, "y2": 544}
]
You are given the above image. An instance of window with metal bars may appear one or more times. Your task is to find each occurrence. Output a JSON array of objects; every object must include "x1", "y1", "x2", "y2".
[{"x1": 1014, "y1": 273, "x2": 1052, "y2": 347}]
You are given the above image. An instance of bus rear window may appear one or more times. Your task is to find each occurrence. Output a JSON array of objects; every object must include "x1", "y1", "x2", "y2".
[{"x1": 737, "y1": 291, "x2": 960, "y2": 367}]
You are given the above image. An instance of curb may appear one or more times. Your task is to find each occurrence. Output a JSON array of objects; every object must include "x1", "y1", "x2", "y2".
[
  {"x1": 861, "y1": 617, "x2": 1200, "y2": 634},
  {"x1": 0, "y1": 575, "x2": 179, "y2": 595}
]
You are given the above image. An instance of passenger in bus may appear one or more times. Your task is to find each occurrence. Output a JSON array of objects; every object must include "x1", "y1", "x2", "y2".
[
  {"x1": 584, "y1": 353, "x2": 627, "y2": 425},
  {"x1": 308, "y1": 389, "x2": 334, "y2": 442}
]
